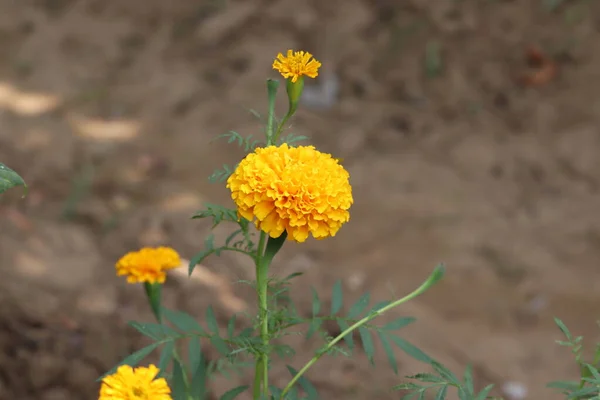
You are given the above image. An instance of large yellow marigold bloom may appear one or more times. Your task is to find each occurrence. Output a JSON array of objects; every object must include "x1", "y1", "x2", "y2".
[
  {"x1": 272, "y1": 50, "x2": 321, "y2": 83},
  {"x1": 116, "y1": 247, "x2": 181, "y2": 284},
  {"x1": 226, "y1": 144, "x2": 353, "y2": 243},
  {"x1": 99, "y1": 364, "x2": 171, "y2": 400}
]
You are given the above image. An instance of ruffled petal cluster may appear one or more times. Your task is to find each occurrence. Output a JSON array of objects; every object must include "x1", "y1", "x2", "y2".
[
  {"x1": 115, "y1": 247, "x2": 181, "y2": 284},
  {"x1": 99, "y1": 364, "x2": 172, "y2": 400},
  {"x1": 226, "y1": 144, "x2": 353, "y2": 242},
  {"x1": 272, "y1": 50, "x2": 321, "y2": 83}
]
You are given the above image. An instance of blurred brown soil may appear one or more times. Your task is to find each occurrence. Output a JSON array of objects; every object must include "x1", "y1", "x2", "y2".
[{"x1": 1, "y1": 0, "x2": 600, "y2": 399}]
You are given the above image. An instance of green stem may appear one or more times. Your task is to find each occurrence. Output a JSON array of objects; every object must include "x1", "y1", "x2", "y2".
[
  {"x1": 144, "y1": 285, "x2": 192, "y2": 398},
  {"x1": 271, "y1": 110, "x2": 293, "y2": 146},
  {"x1": 253, "y1": 232, "x2": 269, "y2": 399},
  {"x1": 266, "y1": 79, "x2": 279, "y2": 145},
  {"x1": 280, "y1": 265, "x2": 445, "y2": 399}
]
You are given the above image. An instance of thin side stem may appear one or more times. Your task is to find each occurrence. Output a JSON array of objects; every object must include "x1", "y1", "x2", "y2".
[
  {"x1": 279, "y1": 267, "x2": 444, "y2": 399},
  {"x1": 271, "y1": 111, "x2": 292, "y2": 146}
]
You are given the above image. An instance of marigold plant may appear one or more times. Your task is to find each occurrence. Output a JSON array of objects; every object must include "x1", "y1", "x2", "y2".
[{"x1": 99, "y1": 50, "x2": 446, "y2": 400}]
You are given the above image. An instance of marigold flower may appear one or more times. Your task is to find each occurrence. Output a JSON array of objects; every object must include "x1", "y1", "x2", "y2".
[
  {"x1": 116, "y1": 247, "x2": 181, "y2": 284},
  {"x1": 99, "y1": 364, "x2": 171, "y2": 400},
  {"x1": 272, "y1": 50, "x2": 321, "y2": 83},
  {"x1": 226, "y1": 144, "x2": 353, "y2": 243}
]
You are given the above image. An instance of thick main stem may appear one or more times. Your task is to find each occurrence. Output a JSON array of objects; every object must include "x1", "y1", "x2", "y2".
[{"x1": 253, "y1": 232, "x2": 269, "y2": 400}]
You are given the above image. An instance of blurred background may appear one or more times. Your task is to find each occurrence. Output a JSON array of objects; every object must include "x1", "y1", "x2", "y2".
[{"x1": 1, "y1": 0, "x2": 600, "y2": 399}]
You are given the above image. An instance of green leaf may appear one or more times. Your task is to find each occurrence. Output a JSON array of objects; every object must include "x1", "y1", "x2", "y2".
[
  {"x1": 0, "y1": 163, "x2": 26, "y2": 195},
  {"x1": 157, "y1": 341, "x2": 175, "y2": 378},
  {"x1": 568, "y1": 386, "x2": 599, "y2": 399},
  {"x1": 383, "y1": 317, "x2": 416, "y2": 331},
  {"x1": 306, "y1": 318, "x2": 321, "y2": 340},
  {"x1": 434, "y1": 386, "x2": 448, "y2": 400},
  {"x1": 311, "y1": 287, "x2": 321, "y2": 317},
  {"x1": 273, "y1": 344, "x2": 295, "y2": 359},
  {"x1": 331, "y1": 280, "x2": 343, "y2": 315},
  {"x1": 554, "y1": 317, "x2": 573, "y2": 340},
  {"x1": 210, "y1": 335, "x2": 230, "y2": 356},
  {"x1": 269, "y1": 386, "x2": 283, "y2": 399},
  {"x1": 189, "y1": 248, "x2": 215, "y2": 276},
  {"x1": 128, "y1": 321, "x2": 179, "y2": 340},
  {"x1": 219, "y1": 385, "x2": 249, "y2": 400},
  {"x1": 408, "y1": 373, "x2": 445, "y2": 383},
  {"x1": 547, "y1": 380, "x2": 579, "y2": 390},
  {"x1": 463, "y1": 365, "x2": 474, "y2": 394},
  {"x1": 227, "y1": 314, "x2": 237, "y2": 339},
  {"x1": 348, "y1": 293, "x2": 370, "y2": 319},
  {"x1": 162, "y1": 308, "x2": 205, "y2": 334},
  {"x1": 431, "y1": 361, "x2": 459, "y2": 384},
  {"x1": 359, "y1": 327, "x2": 375, "y2": 366},
  {"x1": 97, "y1": 342, "x2": 159, "y2": 381},
  {"x1": 190, "y1": 350, "x2": 208, "y2": 400},
  {"x1": 206, "y1": 306, "x2": 219, "y2": 334},
  {"x1": 377, "y1": 331, "x2": 398, "y2": 374},
  {"x1": 475, "y1": 384, "x2": 495, "y2": 400},
  {"x1": 188, "y1": 337, "x2": 203, "y2": 377},
  {"x1": 337, "y1": 320, "x2": 354, "y2": 350},
  {"x1": 393, "y1": 382, "x2": 421, "y2": 391},
  {"x1": 171, "y1": 358, "x2": 188, "y2": 400},
  {"x1": 390, "y1": 335, "x2": 432, "y2": 363},
  {"x1": 286, "y1": 365, "x2": 318, "y2": 400}
]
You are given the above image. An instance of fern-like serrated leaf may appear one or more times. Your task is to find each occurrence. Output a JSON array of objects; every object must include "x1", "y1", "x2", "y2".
[
  {"x1": 306, "y1": 318, "x2": 321, "y2": 340},
  {"x1": 157, "y1": 340, "x2": 175, "y2": 378},
  {"x1": 219, "y1": 385, "x2": 249, "y2": 400},
  {"x1": 211, "y1": 335, "x2": 230, "y2": 356},
  {"x1": 171, "y1": 358, "x2": 187, "y2": 400},
  {"x1": 434, "y1": 386, "x2": 448, "y2": 400},
  {"x1": 348, "y1": 292, "x2": 370, "y2": 319},
  {"x1": 189, "y1": 349, "x2": 208, "y2": 400},
  {"x1": 390, "y1": 334, "x2": 432, "y2": 363},
  {"x1": 331, "y1": 280, "x2": 343, "y2": 315},
  {"x1": 475, "y1": 384, "x2": 495, "y2": 400},
  {"x1": 377, "y1": 330, "x2": 398, "y2": 374},
  {"x1": 162, "y1": 307, "x2": 205, "y2": 334},
  {"x1": 383, "y1": 317, "x2": 416, "y2": 331},
  {"x1": 359, "y1": 327, "x2": 375, "y2": 365},
  {"x1": 128, "y1": 321, "x2": 179, "y2": 340},
  {"x1": 430, "y1": 361, "x2": 460, "y2": 384}
]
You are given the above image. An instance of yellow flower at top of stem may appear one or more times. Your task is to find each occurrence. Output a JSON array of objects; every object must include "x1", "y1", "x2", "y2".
[
  {"x1": 272, "y1": 50, "x2": 321, "y2": 83},
  {"x1": 226, "y1": 144, "x2": 353, "y2": 243},
  {"x1": 98, "y1": 364, "x2": 172, "y2": 400},
  {"x1": 115, "y1": 246, "x2": 181, "y2": 284}
]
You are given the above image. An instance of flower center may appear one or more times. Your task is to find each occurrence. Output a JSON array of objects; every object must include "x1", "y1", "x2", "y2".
[{"x1": 132, "y1": 387, "x2": 146, "y2": 398}]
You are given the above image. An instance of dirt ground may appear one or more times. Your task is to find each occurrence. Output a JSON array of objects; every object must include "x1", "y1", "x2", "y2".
[{"x1": 1, "y1": 0, "x2": 600, "y2": 399}]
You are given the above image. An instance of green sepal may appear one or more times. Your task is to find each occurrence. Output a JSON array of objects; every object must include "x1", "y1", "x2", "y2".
[
  {"x1": 262, "y1": 231, "x2": 287, "y2": 268},
  {"x1": 144, "y1": 282, "x2": 163, "y2": 323}
]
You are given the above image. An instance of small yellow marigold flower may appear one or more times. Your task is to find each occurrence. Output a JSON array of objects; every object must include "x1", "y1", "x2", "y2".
[
  {"x1": 273, "y1": 50, "x2": 321, "y2": 83},
  {"x1": 226, "y1": 144, "x2": 353, "y2": 243},
  {"x1": 99, "y1": 364, "x2": 171, "y2": 400},
  {"x1": 116, "y1": 247, "x2": 181, "y2": 284}
]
